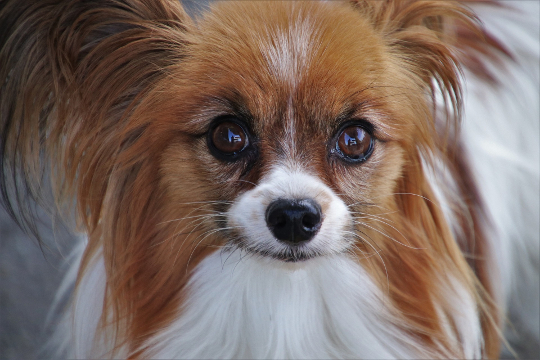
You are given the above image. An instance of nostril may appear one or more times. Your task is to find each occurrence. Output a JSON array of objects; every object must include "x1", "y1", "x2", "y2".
[
  {"x1": 302, "y1": 212, "x2": 320, "y2": 230},
  {"x1": 265, "y1": 198, "x2": 322, "y2": 245}
]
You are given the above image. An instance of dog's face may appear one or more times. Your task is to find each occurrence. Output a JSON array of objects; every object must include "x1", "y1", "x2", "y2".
[{"x1": 159, "y1": 1, "x2": 424, "y2": 265}]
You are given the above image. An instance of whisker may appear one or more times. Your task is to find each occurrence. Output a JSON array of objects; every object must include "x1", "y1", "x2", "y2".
[
  {"x1": 172, "y1": 216, "x2": 218, "y2": 266},
  {"x1": 353, "y1": 220, "x2": 426, "y2": 250},
  {"x1": 221, "y1": 246, "x2": 239, "y2": 270},
  {"x1": 170, "y1": 200, "x2": 234, "y2": 206},
  {"x1": 235, "y1": 179, "x2": 257, "y2": 186},
  {"x1": 167, "y1": 215, "x2": 215, "y2": 247},
  {"x1": 185, "y1": 226, "x2": 243, "y2": 273},
  {"x1": 367, "y1": 192, "x2": 438, "y2": 207},
  {"x1": 149, "y1": 215, "x2": 213, "y2": 249},
  {"x1": 341, "y1": 230, "x2": 383, "y2": 255},
  {"x1": 346, "y1": 192, "x2": 440, "y2": 214},
  {"x1": 344, "y1": 229, "x2": 390, "y2": 294},
  {"x1": 345, "y1": 243, "x2": 379, "y2": 261},
  {"x1": 158, "y1": 211, "x2": 226, "y2": 225},
  {"x1": 351, "y1": 213, "x2": 413, "y2": 245},
  {"x1": 232, "y1": 248, "x2": 249, "y2": 275},
  {"x1": 350, "y1": 209, "x2": 398, "y2": 216}
]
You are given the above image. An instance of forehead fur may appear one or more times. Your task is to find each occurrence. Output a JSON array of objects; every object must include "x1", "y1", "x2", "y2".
[
  {"x1": 181, "y1": 1, "x2": 417, "y2": 140},
  {"x1": 201, "y1": 2, "x2": 383, "y2": 86}
]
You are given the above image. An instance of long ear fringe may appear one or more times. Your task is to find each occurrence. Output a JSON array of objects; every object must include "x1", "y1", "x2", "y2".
[
  {"x1": 350, "y1": 1, "x2": 505, "y2": 357},
  {"x1": 351, "y1": 0, "x2": 483, "y2": 154},
  {"x1": 0, "y1": 0, "x2": 191, "y2": 236},
  {"x1": 1, "y1": 2, "x2": 192, "y2": 353}
]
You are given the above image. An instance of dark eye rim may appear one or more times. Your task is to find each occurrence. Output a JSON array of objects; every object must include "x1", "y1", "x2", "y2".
[
  {"x1": 207, "y1": 116, "x2": 254, "y2": 162},
  {"x1": 331, "y1": 119, "x2": 375, "y2": 164}
]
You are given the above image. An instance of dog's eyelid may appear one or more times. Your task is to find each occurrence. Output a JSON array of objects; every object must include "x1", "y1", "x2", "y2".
[
  {"x1": 334, "y1": 118, "x2": 376, "y2": 137},
  {"x1": 333, "y1": 100, "x2": 378, "y2": 128},
  {"x1": 208, "y1": 114, "x2": 254, "y2": 135},
  {"x1": 205, "y1": 93, "x2": 256, "y2": 126}
]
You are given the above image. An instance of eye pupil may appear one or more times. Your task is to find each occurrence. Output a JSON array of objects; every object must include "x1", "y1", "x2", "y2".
[
  {"x1": 211, "y1": 121, "x2": 247, "y2": 156},
  {"x1": 337, "y1": 125, "x2": 373, "y2": 161}
]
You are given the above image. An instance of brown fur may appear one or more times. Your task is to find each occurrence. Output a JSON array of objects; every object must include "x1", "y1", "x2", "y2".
[{"x1": 0, "y1": 0, "x2": 506, "y2": 357}]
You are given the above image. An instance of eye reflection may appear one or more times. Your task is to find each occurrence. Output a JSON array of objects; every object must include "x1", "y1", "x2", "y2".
[
  {"x1": 336, "y1": 125, "x2": 373, "y2": 161},
  {"x1": 228, "y1": 129, "x2": 242, "y2": 144},
  {"x1": 210, "y1": 121, "x2": 248, "y2": 156}
]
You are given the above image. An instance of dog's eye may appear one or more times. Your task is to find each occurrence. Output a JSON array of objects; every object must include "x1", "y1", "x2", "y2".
[
  {"x1": 335, "y1": 125, "x2": 373, "y2": 162},
  {"x1": 209, "y1": 121, "x2": 248, "y2": 158}
]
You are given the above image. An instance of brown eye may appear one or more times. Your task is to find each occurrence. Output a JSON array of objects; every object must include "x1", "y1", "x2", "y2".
[
  {"x1": 336, "y1": 125, "x2": 373, "y2": 162},
  {"x1": 209, "y1": 121, "x2": 248, "y2": 158}
]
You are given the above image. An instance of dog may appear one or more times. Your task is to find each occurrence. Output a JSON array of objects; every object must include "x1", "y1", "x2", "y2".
[{"x1": 0, "y1": 0, "x2": 538, "y2": 358}]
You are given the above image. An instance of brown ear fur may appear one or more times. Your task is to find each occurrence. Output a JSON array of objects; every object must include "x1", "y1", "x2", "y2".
[
  {"x1": 0, "y1": 0, "x2": 198, "y2": 354},
  {"x1": 349, "y1": 1, "x2": 501, "y2": 357}
]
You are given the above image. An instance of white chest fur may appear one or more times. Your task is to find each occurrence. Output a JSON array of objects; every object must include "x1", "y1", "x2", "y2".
[{"x1": 144, "y1": 251, "x2": 423, "y2": 359}]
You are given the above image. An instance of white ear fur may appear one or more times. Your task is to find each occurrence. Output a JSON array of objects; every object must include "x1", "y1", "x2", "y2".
[{"x1": 49, "y1": 241, "x2": 128, "y2": 359}]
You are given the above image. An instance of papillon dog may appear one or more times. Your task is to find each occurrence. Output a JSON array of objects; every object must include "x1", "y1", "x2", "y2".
[{"x1": 1, "y1": 0, "x2": 538, "y2": 358}]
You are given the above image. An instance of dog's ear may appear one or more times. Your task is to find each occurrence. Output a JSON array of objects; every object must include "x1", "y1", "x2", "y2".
[
  {"x1": 0, "y1": 0, "x2": 192, "y2": 234},
  {"x1": 1, "y1": 1, "x2": 195, "y2": 354},
  {"x1": 349, "y1": 2, "x2": 501, "y2": 357},
  {"x1": 350, "y1": 0, "x2": 482, "y2": 152},
  {"x1": 352, "y1": 0, "x2": 475, "y2": 109}
]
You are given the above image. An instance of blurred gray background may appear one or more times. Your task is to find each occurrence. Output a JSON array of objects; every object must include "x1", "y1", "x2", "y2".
[{"x1": 0, "y1": 207, "x2": 74, "y2": 360}]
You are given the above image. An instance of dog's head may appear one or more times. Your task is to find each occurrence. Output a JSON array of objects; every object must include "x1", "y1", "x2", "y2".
[
  {"x1": 160, "y1": 0, "x2": 460, "y2": 260},
  {"x1": 131, "y1": 2, "x2": 497, "y2": 356}
]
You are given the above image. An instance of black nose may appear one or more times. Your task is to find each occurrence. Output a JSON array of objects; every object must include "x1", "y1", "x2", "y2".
[{"x1": 265, "y1": 199, "x2": 322, "y2": 245}]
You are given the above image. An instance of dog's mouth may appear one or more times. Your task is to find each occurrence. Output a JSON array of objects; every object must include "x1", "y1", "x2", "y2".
[
  {"x1": 223, "y1": 217, "x2": 355, "y2": 263},
  {"x1": 226, "y1": 233, "x2": 331, "y2": 263},
  {"x1": 247, "y1": 246, "x2": 322, "y2": 263}
]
